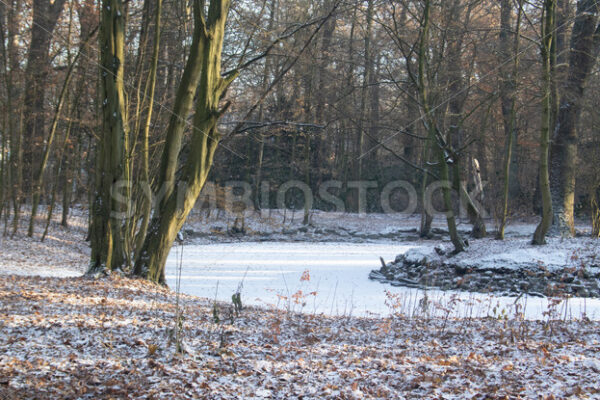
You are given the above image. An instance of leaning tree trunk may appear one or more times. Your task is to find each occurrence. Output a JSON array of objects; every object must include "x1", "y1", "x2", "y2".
[
  {"x1": 549, "y1": 0, "x2": 600, "y2": 237},
  {"x1": 133, "y1": 0, "x2": 238, "y2": 284},
  {"x1": 28, "y1": 28, "x2": 95, "y2": 237},
  {"x1": 418, "y1": 0, "x2": 465, "y2": 253}
]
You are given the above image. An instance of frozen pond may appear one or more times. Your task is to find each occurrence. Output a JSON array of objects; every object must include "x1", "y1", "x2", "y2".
[{"x1": 166, "y1": 242, "x2": 600, "y2": 320}]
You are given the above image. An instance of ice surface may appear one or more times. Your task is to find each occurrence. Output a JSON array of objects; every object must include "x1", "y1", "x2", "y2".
[{"x1": 166, "y1": 242, "x2": 600, "y2": 320}]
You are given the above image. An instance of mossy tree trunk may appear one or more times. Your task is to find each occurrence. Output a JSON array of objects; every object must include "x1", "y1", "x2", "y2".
[
  {"x1": 89, "y1": 0, "x2": 129, "y2": 272},
  {"x1": 133, "y1": 0, "x2": 237, "y2": 284}
]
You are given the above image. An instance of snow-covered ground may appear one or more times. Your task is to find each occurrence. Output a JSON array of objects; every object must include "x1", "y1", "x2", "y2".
[
  {"x1": 184, "y1": 209, "x2": 560, "y2": 241},
  {"x1": 166, "y1": 242, "x2": 600, "y2": 320},
  {"x1": 3, "y1": 209, "x2": 600, "y2": 398},
  {"x1": 0, "y1": 207, "x2": 89, "y2": 277}
]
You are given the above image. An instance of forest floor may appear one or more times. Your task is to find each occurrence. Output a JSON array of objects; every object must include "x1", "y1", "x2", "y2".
[
  {"x1": 2, "y1": 209, "x2": 600, "y2": 398},
  {"x1": 2, "y1": 274, "x2": 600, "y2": 399}
]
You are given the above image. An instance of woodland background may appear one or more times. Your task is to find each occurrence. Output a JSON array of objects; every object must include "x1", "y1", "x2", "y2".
[{"x1": 0, "y1": 0, "x2": 599, "y2": 246}]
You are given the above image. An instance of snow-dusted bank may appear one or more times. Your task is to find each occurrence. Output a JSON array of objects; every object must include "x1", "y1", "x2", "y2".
[{"x1": 371, "y1": 237, "x2": 600, "y2": 297}]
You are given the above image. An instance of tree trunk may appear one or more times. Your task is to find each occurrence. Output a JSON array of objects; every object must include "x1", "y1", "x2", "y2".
[
  {"x1": 89, "y1": 0, "x2": 129, "y2": 272},
  {"x1": 549, "y1": 0, "x2": 600, "y2": 237},
  {"x1": 28, "y1": 28, "x2": 94, "y2": 237},
  {"x1": 134, "y1": 0, "x2": 163, "y2": 260},
  {"x1": 0, "y1": 1, "x2": 16, "y2": 232},
  {"x1": 22, "y1": 0, "x2": 68, "y2": 197},
  {"x1": 133, "y1": 0, "x2": 237, "y2": 284},
  {"x1": 356, "y1": 0, "x2": 374, "y2": 183},
  {"x1": 533, "y1": 0, "x2": 556, "y2": 245},
  {"x1": 418, "y1": 0, "x2": 465, "y2": 253},
  {"x1": 255, "y1": 0, "x2": 277, "y2": 209},
  {"x1": 1, "y1": 0, "x2": 23, "y2": 236},
  {"x1": 419, "y1": 139, "x2": 433, "y2": 238},
  {"x1": 439, "y1": 0, "x2": 486, "y2": 240},
  {"x1": 314, "y1": 0, "x2": 335, "y2": 175},
  {"x1": 42, "y1": 112, "x2": 74, "y2": 241},
  {"x1": 591, "y1": 182, "x2": 600, "y2": 238},
  {"x1": 498, "y1": 0, "x2": 522, "y2": 239}
]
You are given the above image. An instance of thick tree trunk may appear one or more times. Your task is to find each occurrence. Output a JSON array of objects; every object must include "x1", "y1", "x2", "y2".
[
  {"x1": 22, "y1": 0, "x2": 67, "y2": 196},
  {"x1": 533, "y1": 0, "x2": 556, "y2": 245},
  {"x1": 89, "y1": 0, "x2": 129, "y2": 272},
  {"x1": 549, "y1": 0, "x2": 600, "y2": 237}
]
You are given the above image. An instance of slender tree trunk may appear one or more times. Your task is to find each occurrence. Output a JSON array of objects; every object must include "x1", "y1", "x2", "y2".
[
  {"x1": 303, "y1": 134, "x2": 311, "y2": 225},
  {"x1": 591, "y1": 181, "x2": 600, "y2": 237},
  {"x1": 0, "y1": 112, "x2": 5, "y2": 225},
  {"x1": 11, "y1": 112, "x2": 23, "y2": 236},
  {"x1": 1, "y1": 0, "x2": 22, "y2": 236},
  {"x1": 341, "y1": 5, "x2": 357, "y2": 208},
  {"x1": 60, "y1": 132, "x2": 75, "y2": 227},
  {"x1": 134, "y1": 0, "x2": 163, "y2": 260},
  {"x1": 418, "y1": 0, "x2": 465, "y2": 253},
  {"x1": 0, "y1": 2, "x2": 14, "y2": 233},
  {"x1": 42, "y1": 113, "x2": 74, "y2": 242},
  {"x1": 28, "y1": 29, "x2": 94, "y2": 236},
  {"x1": 255, "y1": 0, "x2": 277, "y2": 209},
  {"x1": 419, "y1": 139, "x2": 433, "y2": 237},
  {"x1": 498, "y1": 0, "x2": 522, "y2": 239},
  {"x1": 312, "y1": 0, "x2": 336, "y2": 194},
  {"x1": 356, "y1": 0, "x2": 374, "y2": 184},
  {"x1": 445, "y1": 0, "x2": 486, "y2": 239}
]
